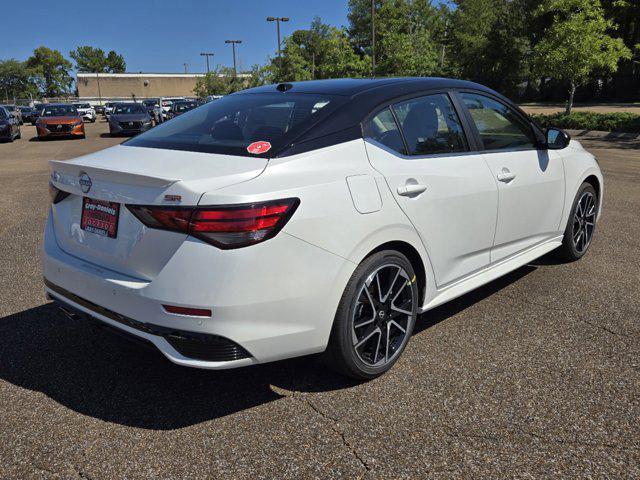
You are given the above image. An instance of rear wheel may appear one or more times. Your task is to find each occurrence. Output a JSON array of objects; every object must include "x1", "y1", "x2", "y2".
[
  {"x1": 326, "y1": 250, "x2": 418, "y2": 380},
  {"x1": 556, "y1": 182, "x2": 598, "y2": 261}
]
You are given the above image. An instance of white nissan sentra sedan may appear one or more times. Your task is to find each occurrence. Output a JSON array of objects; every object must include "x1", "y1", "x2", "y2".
[{"x1": 43, "y1": 78, "x2": 603, "y2": 379}]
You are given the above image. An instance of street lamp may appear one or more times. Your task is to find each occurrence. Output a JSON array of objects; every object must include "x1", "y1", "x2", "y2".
[
  {"x1": 266, "y1": 17, "x2": 289, "y2": 61},
  {"x1": 200, "y1": 52, "x2": 215, "y2": 74},
  {"x1": 224, "y1": 40, "x2": 242, "y2": 76}
]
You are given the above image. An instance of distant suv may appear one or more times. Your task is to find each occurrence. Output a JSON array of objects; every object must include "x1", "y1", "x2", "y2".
[{"x1": 73, "y1": 103, "x2": 96, "y2": 123}]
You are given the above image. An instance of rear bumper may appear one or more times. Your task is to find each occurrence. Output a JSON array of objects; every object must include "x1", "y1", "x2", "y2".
[{"x1": 42, "y1": 210, "x2": 355, "y2": 369}]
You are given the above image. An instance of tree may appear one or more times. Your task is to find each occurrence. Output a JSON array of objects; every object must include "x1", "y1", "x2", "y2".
[
  {"x1": 70, "y1": 46, "x2": 126, "y2": 73},
  {"x1": 25, "y1": 46, "x2": 73, "y2": 96},
  {"x1": 532, "y1": 0, "x2": 631, "y2": 113},
  {"x1": 0, "y1": 59, "x2": 38, "y2": 100},
  {"x1": 271, "y1": 17, "x2": 370, "y2": 82},
  {"x1": 106, "y1": 50, "x2": 126, "y2": 73},
  {"x1": 449, "y1": 0, "x2": 535, "y2": 95},
  {"x1": 348, "y1": 0, "x2": 449, "y2": 77},
  {"x1": 193, "y1": 65, "x2": 267, "y2": 97}
]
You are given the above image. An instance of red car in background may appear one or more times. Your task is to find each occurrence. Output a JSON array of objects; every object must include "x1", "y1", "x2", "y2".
[{"x1": 35, "y1": 104, "x2": 85, "y2": 140}]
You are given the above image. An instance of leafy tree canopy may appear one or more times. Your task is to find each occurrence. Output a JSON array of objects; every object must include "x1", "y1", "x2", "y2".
[
  {"x1": 532, "y1": 0, "x2": 632, "y2": 112},
  {"x1": 70, "y1": 46, "x2": 126, "y2": 73},
  {"x1": 0, "y1": 59, "x2": 38, "y2": 100},
  {"x1": 25, "y1": 46, "x2": 73, "y2": 96}
]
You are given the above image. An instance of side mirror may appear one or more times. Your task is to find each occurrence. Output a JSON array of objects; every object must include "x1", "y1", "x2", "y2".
[{"x1": 546, "y1": 128, "x2": 571, "y2": 150}]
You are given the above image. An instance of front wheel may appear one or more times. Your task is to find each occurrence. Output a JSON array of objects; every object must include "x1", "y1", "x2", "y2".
[
  {"x1": 325, "y1": 250, "x2": 418, "y2": 380},
  {"x1": 556, "y1": 182, "x2": 598, "y2": 261}
]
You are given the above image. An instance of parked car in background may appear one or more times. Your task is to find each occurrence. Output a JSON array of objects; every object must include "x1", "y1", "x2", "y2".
[
  {"x1": 19, "y1": 106, "x2": 34, "y2": 123},
  {"x1": 35, "y1": 104, "x2": 85, "y2": 140},
  {"x1": 1, "y1": 105, "x2": 22, "y2": 124},
  {"x1": 104, "y1": 102, "x2": 116, "y2": 117},
  {"x1": 41, "y1": 77, "x2": 603, "y2": 379},
  {"x1": 166, "y1": 100, "x2": 199, "y2": 119},
  {"x1": 108, "y1": 102, "x2": 153, "y2": 136},
  {"x1": 159, "y1": 97, "x2": 185, "y2": 119},
  {"x1": 31, "y1": 104, "x2": 46, "y2": 125},
  {"x1": 0, "y1": 106, "x2": 20, "y2": 141},
  {"x1": 205, "y1": 95, "x2": 223, "y2": 103},
  {"x1": 94, "y1": 104, "x2": 105, "y2": 115},
  {"x1": 73, "y1": 103, "x2": 96, "y2": 123},
  {"x1": 142, "y1": 99, "x2": 162, "y2": 123}
]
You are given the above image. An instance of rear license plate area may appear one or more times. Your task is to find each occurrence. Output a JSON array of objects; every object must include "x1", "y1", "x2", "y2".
[{"x1": 80, "y1": 197, "x2": 120, "y2": 238}]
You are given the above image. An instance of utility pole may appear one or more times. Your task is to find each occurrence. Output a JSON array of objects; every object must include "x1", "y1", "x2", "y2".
[
  {"x1": 440, "y1": 19, "x2": 448, "y2": 70},
  {"x1": 184, "y1": 63, "x2": 188, "y2": 74},
  {"x1": 267, "y1": 17, "x2": 289, "y2": 68},
  {"x1": 200, "y1": 52, "x2": 215, "y2": 74},
  {"x1": 225, "y1": 40, "x2": 242, "y2": 76},
  {"x1": 96, "y1": 72, "x2": 102, "y2": 106},
  {"x1": 371, "y1": 0, "x2": 376, "y2": 77}
]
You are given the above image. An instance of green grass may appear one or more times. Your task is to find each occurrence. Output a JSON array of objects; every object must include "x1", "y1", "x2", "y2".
[{"x1": 532, "y1": 111, "x2": 640, "y2": 133}]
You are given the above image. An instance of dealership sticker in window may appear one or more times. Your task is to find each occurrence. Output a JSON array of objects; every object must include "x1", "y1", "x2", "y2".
[{"x1": 247, "y1": 141, "x2": 272, "y2": 155}]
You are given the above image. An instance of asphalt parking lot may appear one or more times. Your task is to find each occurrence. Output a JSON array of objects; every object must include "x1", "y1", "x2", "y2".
[{"x1": 0, "y1": 120, "x2": 638, "y2": 478}]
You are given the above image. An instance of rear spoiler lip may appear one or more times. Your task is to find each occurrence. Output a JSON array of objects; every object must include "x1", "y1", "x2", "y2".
[{"x1": 49, "y1": 159, "x2": 180, "y2": 191}]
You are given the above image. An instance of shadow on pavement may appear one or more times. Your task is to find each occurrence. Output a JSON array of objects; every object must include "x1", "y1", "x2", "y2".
[{"x1": 0, "y1": 265, "x2": 536, "y2": 430}]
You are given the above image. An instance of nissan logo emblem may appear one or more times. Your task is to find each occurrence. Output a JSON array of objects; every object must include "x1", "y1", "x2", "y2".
[{"x1": 79, "y1": 172, "x2": 92, "y2": 193}]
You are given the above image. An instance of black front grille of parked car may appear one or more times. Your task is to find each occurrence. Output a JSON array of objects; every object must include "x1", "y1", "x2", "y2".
[
  {"x1": 48, "y1": 124, "x2": 72, "y2": 133},
  {"x1": 119, "y1": 121, "x2": 142, "y2": 130},
  {"x1": 44, "y1": 278, "x2": 252, "y2": 363}
]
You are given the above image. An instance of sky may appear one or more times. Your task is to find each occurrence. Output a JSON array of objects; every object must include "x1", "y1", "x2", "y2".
[{"x1": 2, "y1": 0, "x2": 356, "y2": 74}]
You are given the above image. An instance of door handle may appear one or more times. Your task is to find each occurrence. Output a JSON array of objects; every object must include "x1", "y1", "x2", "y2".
[
  {"x1": 496, "y1": 170, "x2": 516, "y2": 183},
  {"x1": 397, "y1": 183, "x2": 427, "y2": 197}
]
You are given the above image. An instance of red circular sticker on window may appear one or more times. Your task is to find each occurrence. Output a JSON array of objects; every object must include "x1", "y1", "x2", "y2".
[{"x1": 247, "y1": 141, "x2": 272, "y2": 155}]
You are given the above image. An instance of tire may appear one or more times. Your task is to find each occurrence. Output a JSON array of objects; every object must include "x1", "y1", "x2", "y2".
[
  {"x1": 325, "y1": 250, "x2": 419, "y2": 380},
  {"x1": 556, "y1": 182, "x2": 598, "y2": 261}
]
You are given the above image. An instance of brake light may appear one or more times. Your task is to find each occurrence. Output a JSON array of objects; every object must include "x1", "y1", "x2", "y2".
[{"x1": 126, "y1": 198, "x2": 299, "y2": 249}]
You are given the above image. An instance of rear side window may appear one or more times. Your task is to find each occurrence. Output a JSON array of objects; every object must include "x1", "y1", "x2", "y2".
[
  {"x1": 126, "y1": 92, "x2": 345, "y2": 156},
  {"x1": 393, "y1": 94, "x2": 467, "y2": 156},
  {"x1": 363, "y1": 107, "x2": 405, "y2": 154},
  {"x1": 460, "y1": 93, "x2": 535, "y2": 151}
]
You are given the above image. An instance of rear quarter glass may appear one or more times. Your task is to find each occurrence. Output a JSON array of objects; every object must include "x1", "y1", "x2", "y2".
[{"x1": 124, "y1": 92, "x2": 348, "y2": 157}]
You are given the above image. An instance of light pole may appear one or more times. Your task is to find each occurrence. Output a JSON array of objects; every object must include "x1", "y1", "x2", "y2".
[
  {"x1": 225, "y1": 40, "x2": 242, "y2": 76},
  {"x1": 266, "y1": 17, "x2": 289, "y2": 63},
  {"x1": 200, "y1": 52, "x2": 215, "y2": 74},
  {"x1": 184, "y1": 63, "x2": 188, "y2": 74}
]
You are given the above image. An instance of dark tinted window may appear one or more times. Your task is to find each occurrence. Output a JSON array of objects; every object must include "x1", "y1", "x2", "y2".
[
  {"x1": 74, "y1": 103, "x2": 91, "y2": 108},
  {"x1": 461, "y1": 93, "x2": 535, "y2": 150},
  {"x1": 393, "y1": 94, "x2": 467, "y2": 156},
  {"x1": 363, "y1": 107, "x2": 405, "y2": 154},
  {"x1": 174, "y1": 101, "x2": 198, "y2": 112},
  {"x1": 114, "y1": 103, "x2": 146, "y2": 114},
  {"x1": 0, "y1": 108, "x2": 7, "y2": 120},
  {"x1": 41, "y1": 105, "x2": 78, "y2": 117},
  {"x1": 126, "y1": 92, "x2": 344, "y2": 156}
]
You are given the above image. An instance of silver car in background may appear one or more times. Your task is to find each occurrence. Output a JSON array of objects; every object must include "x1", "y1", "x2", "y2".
[{"x1": 73, "y1": 103, "x2": 96, "y2": 123}]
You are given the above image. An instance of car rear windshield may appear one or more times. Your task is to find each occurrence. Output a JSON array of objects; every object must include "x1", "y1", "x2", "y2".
[
  {"x1": 125, "y1": 92, "x2": 345, "y2": 156},
  {"x1": 142, "y1": 100, "x2": 157, "y2": 106},
  {"x1": 41, "y1": 105, "x2": 77, "y2": 117},
  {"x1": 114, "y1": 104, "x2": 146, "y2": 114},
  {"x1": 0, "y1": 109, "x2": 7, "y2": 120},
  {"x1": 174, "y1": 102, "x2": 197, "y2": 112},
  {"x1": 74, "y1": 103, "x2": 91, "y2": 108}
]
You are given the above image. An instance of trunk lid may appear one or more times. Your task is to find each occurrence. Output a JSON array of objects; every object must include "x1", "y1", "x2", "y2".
[{"x1": 49, "y1": 144, "x2": 268, "y2": 280}]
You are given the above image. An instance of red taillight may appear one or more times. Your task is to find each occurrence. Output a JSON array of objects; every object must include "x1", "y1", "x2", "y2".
[
  {"x1": 163, "y1": 304, "x2": 212, "y2": 317},
  {"x1": 126, "y1": 198, "x2": 299, "y2": 249}
]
